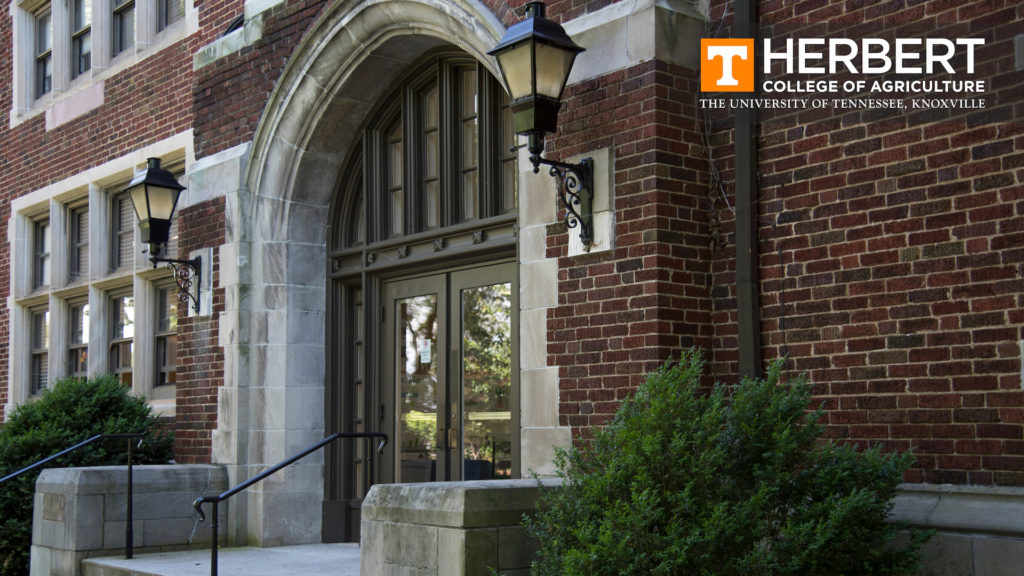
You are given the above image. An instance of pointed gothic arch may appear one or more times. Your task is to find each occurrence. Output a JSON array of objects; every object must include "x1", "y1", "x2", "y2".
[{"x1": 218, "y1": 0, "x2": 507, "y2": 546}]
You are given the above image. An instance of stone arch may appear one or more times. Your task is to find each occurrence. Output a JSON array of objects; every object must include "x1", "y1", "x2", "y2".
[{"x1": 220, "y1": 0, "x2": 506, "y2": 546}]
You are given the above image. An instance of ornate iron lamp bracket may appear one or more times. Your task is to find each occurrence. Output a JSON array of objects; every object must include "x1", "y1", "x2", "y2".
[
  {"x1": 530, "y1": 154, "x2": 594, "y2": 251},
  {"x1": 150, "y1": 255, "x2": 202, "y2": 313}
]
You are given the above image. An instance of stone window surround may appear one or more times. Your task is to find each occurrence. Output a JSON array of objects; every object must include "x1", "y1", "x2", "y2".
[
  {"x1": 5, "y1": 132, "x2": 195, "y2": 419},
  {"x1": 7, "y1": 0, "x2": 199, "y2": 129}
]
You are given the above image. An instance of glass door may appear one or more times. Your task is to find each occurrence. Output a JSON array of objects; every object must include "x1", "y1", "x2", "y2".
[
  {"x1": 382, "y1": 262, "x2": 517, "y2": 483},
  {"x1": 385, "y1": 274, "x2": 447, "y2": 483},
  {"x1": 452, "y1": 267, "x2": 516, "y2": 481}
]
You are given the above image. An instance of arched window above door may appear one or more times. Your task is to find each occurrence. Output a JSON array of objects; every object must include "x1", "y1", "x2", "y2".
[{"x1": 332, "y1": 51, "x2": 517, "y2": 252}]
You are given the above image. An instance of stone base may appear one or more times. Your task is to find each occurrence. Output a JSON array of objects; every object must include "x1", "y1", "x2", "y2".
[
  {"x1": 891, "y1": 483, "x2": 1024, "y2": 576},
  {"x1": 31, "y1": 465, "x2": 228, "y2": 576},
  {"x1": 359, "y1": 479, "x2": 559, "y2": 576}
]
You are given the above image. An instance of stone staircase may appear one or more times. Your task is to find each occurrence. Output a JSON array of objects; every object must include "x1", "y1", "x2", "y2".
[{"x1": 81, "y1": 543, "x2": 360, "y2": 576}]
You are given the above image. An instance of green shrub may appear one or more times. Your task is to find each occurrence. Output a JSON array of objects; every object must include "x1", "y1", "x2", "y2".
[
  {"x1": 0, "y1": 375, "x2": 173, "y2": 576},
  {"x1": 525, "y1": 349, "x2": 931, "y2": 576}
]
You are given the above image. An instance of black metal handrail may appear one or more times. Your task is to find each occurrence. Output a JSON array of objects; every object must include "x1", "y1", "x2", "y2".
[
  {"x1": 0, "y1": 433, "x2": 145, "y2": 559},
  {"x1": 192, "y1": 432, "x2": 388, "y2": 576}
]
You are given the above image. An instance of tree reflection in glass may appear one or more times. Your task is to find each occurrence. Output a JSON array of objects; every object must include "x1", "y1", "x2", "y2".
[
  {"x1": 399, "y1": 295, "x2": 438, "y2": 482},
  {"x1": 461, "y1": 282, "x2": 512, "y2": 479}
]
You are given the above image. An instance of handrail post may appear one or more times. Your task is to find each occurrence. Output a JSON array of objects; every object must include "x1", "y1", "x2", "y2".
[
  {"x1": 367, "y1": 437, "x2": 375, "y2": 488},
  {"x1": 211, "y1": 499, "x2": 219, "y2": 576},
  {"x1": 126, "y1": 437, "x2": 134, "y2": 559}
]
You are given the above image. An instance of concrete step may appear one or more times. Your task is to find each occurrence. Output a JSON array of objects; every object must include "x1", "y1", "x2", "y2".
[{"x1": 82, "y1": 543, "x2": 360, "y2": 576}]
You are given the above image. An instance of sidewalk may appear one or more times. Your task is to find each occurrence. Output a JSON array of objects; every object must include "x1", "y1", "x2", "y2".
[{"x1": 82, "y1": 543, "x2": 360, "y2": 576}]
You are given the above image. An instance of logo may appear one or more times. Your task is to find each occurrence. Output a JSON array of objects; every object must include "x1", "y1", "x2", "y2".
[{"x1": 701, "y1": 38, "x2": 754, "y2": 92}]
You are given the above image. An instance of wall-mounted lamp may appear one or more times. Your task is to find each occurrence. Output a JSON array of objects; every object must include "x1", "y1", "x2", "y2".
[
  {"x1": 489, "y1": 1, "x2": 594, "y2": 250},
  {"x1": 124, "y1": 158, "x2": 201, "y2": 313}
]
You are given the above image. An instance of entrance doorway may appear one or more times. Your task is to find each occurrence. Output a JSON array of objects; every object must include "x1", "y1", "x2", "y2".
[{"x1": 383, "y1": 262, "x2": 518, "y2": 483}]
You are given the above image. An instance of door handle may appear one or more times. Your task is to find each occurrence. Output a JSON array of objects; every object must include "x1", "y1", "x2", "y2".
[{"x1": 448, "y1": 427, "x2": 459, "y2": 450}]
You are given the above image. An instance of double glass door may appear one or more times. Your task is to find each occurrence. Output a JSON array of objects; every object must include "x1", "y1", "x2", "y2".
[{"x1": 383, "y1": 262, "x2": 518, "y2": 482}]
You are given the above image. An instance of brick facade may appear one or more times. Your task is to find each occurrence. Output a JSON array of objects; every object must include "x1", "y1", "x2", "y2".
[
  {"x1": 1, "y1": 0, "x2": 1021, "y2": 491},
  {"x1": 549, "y1": 59, "x2": 715, "y2": 436},
  {"x1": 194, "y1": 0, "x2": 329, "y2": 157},
  {"x1": 174, "y1": 198, "x2": 226, "y2": 463},
  {"x1": 702, "y1": 0, "x2": 1024, "y2": 485}
]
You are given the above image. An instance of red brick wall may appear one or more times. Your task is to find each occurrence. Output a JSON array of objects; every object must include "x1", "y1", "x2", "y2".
[
  {"x1": 194, "y1": 0, "x2": 330, "y2": 157},
  {"x1": 548, "y1": 59, "x2": 714, "y2": 437},
  {"x1": 174, "y1": 198, "x2": 227, "y2": 463},
  {"x1": 704, "y1": 0, "x2": 1024, "y2": 485}
]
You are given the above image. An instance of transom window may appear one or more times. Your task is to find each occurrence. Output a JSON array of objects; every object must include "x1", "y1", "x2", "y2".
[{"x1": 336, "y1": 52, "x2": 515, "y2": 249}]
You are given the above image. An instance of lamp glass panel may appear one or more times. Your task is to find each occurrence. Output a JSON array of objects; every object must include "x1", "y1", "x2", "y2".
[
  {"x1": 128, "y1": 185, "x2": 149, "y2": 221},
  {"x1": 145, "y1": 186, "x2": 180, "y2": 220},
  {"x1": 495, "y1": 42, "x2": 534, "y2": 100},
  {"x1": 534, "y1": 42, "x2": 576, "y2": 99}
]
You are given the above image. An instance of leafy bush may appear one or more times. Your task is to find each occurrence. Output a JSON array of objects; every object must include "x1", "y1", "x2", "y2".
[
  {"x1": 525, "y1": 349, "x2": 931, "y2": 576},
  {"x1": 0, "y1": 375, "x2": 173, "y2": 576}
]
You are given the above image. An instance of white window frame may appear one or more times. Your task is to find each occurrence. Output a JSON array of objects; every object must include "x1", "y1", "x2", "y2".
[
  {"x1": 6, "y1": 135, "x2": 193, "y2": 418},
  {"x1": 9, "y1": 0, "x2": 198, "y2": 127}
]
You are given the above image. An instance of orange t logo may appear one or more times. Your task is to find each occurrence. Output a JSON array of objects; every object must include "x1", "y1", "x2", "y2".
[{"x1": 701, "y1": 39, "x2": 755, "y2": 92}]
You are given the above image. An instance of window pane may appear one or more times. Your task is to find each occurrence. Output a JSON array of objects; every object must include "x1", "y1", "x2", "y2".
[
  {"x1": 422, "y1": 84, "x2": 440, "y2": 230},
  {"x1": 73, "y1": 31, "x2": 92, "y2": 78},
  {"x1": 110, "y1": 293, "x2": 133, "y2": 386},
  {"x1": 111, "y1": 295, "x2": 135, "y2": 340},
  {"x1": 159, "y1": 0, "x2": 183, "y2": 30},
  {"x1": 461, "y1": 69, "x2": 477, "y2": 116},
  {"x1": 35, "y1": 11, "x2": 52, "y2": 97},
  {"x1": 156, "y1": 290, "x2": 177, "y2": 386},
  {"x1": 157, "y1": 335, "x2": 176, "y2": 386},
  {"x1": 387, "y1": 121, "x2": 403, "y2": 236},
  {"x1": 36, "y1": 56, "x2": 52, "y2": 98},
  {"x1": 32, "y1": 309, "x2": 50, "y2": 349},
  {"x1": 461, "y1": 119, "x2": 479, "y2": 167},
  {"x1": 74, "y1": 0, "x2": 91, "y2": 30},
  {"x1": 426, "y1": 181, "x2": 439, "y2": 230},
  {"x1": 69, "y1": 347, "x2": 88, "y2": 377},
  {"x1": 31, "y1": 309, "x2": 50, "y2": 396},
  {"x1": 502, "y1": 160, "x2": 517, "y2": 213},
  {"x1": 459, "y1": 69, "x2": 479, "y2": 221},
  {"x1": 501, "y1": 95, "x2": 515, "y2": 151},
  {"x1": 36, "y1": 12, "x2": 51, "y2": 53},
  {"x1": 70, "y1": 302, "x2": 89, "y2": 344},
  {"x1": 500, "y1": 92, "x2": 517, "y2": 212},
  {"x1": 31, "y1": 353, "x2": 49, "y2": 395},
  {"x1": 113, "y1": 1, "x2": 135, "y2": 56},
  {"x1": 113, "y1": 193, "x2": 134, "y2": 269},
  {"x1": 34, "y1": 220, "x2": 50, "y2": 289},
  {"x1": 70, "y1": 207, "x2": 89, "y2": 280},
  {"x1": 158, "y1": 286, "x2": 177, "y2": 332},
  {"x1": 462, "y1": 171, "x2": 478, "y2": 221},
  {"x1": 69, "y1": 302, "x2": 89, "y2": 378},
  {"x1": 72, "y1": 0, "x2": 92, "y2": 78},
  {"x1": 389, "y1": 139, "x2": 402, "y2": 188}
]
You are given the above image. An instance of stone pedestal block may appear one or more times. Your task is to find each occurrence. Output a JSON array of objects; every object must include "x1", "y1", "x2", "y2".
[
  {"x1": 890, "y1": 483, "x2": 1024, "y2": 576},
  {"x1": 360, "y1": 479, "x2": 559, "y2": 576},
  {"x1": 31, "y1": 465, "x2": 228, "y2": 576}
]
